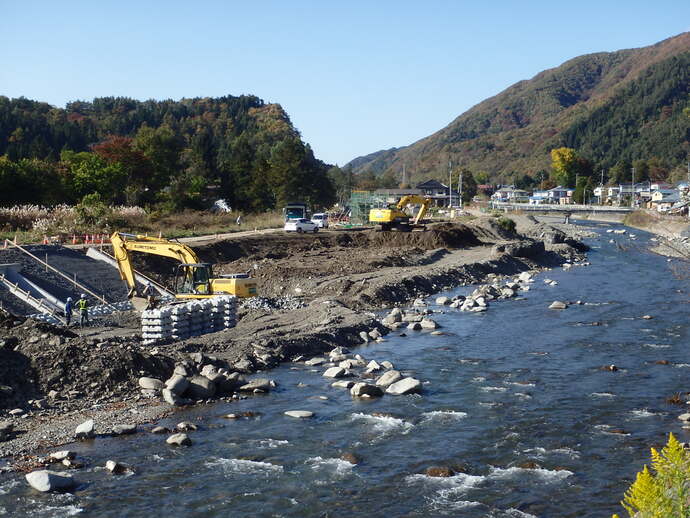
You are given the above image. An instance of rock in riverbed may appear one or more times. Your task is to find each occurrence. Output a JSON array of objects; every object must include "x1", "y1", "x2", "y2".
[
  {"x1": 284, "y1": 410, "x2": 314, "y2": 418},
  {"x1": 323, "y1": 367, "x2": 347, "y2": 378},
  {"x1": 549, "y1": 301, "x2": 568, "y2": 310},
  {"x1": 350, "y1": 383, "x2": 383, "y2": 398},
  {"x1": 25, "y1": 470, "x2": 77, "y2": 492},
  {"x1": 166, "y1": 433, "x2": 192, "y2": 446},
  {"x1": 376, "y1": 370, "x2": 402, "y2": 388},
  {"x1": 239, "y1": 378, "x2": 272, "y2": 393},
  {"x1": 425, "y1": 466, "x2": 455, "y2": 477},
  {"x1": 138, "y1": 377, "x2": 164, "y2": 390},
  {"x1": 111, "y1": 424, "x2": 137, "y2": 436},
  {"x1": 105, "y1": 460, "x2": 130, "y2": 474},
  {"x1": 0, "y1": 422, "x2": 13, "y2": 442},
  {"x1": 75, "y1": 419, "x2": 95, "y2": 440},
  {"x1": 386, "y1": 377, "x2": 422, "y2": 395}
]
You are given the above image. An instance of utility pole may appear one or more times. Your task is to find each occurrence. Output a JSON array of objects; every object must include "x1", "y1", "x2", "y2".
[
  {"x1": 448, "y1": 160, "x2": 452, "y2": 208},
  {"x1": 631, "y1": 167, "x2": 635, "y2": 208},
  {"x1": 459, "y1": 168, "x2": 463, "y2": 209}
]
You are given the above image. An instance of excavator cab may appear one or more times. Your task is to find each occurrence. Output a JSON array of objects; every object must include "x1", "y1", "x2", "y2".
[{"x1": 174, "y1": 263, "x2": 213, "y2": 296}]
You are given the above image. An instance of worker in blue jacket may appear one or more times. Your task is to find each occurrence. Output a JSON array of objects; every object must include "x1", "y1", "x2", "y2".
[{"x1": 64, "y1": 297, "x2": 73, "y2": 326}]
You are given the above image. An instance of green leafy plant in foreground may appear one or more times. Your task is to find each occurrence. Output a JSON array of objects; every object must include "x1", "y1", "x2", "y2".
[
  {"x1": 496, "y1": 216, "x2": 516, "y2": 233},
  {"x1": 613, "y1": 433, "x2": 690, "y2": 518}
]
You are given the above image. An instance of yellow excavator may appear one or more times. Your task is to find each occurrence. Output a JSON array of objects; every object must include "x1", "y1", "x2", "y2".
[
  {"x1": 111, "y1": 232, "x2": 257, "y2": 309},
  {"x1": 369, "y1": 195, "x2": 432, "y2": 231}
]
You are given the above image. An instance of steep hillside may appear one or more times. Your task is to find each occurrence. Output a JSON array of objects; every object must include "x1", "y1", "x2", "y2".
[
  {"x1": 0, "y1": 95, "x2": 336, "y2": 211},
  {"x1": 347, "y1": 32, "x2": 690, "y2": 183}
]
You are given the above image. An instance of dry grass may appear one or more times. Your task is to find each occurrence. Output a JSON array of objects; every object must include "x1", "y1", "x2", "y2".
[
  {"x1": 623, "y1": 210, "x2": 657, "y2": 228},
  {"x1": 0, "y1": 205, "x2": 285, "y2": 243}
]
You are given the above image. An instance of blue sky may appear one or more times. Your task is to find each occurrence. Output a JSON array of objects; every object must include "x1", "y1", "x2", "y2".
[{"x1": 2, "y1": 1, "x2": 689, "y2": 165}]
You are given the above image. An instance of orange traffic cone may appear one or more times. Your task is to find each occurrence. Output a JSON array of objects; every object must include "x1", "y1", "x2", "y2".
[
  {"x1": 43, "y1": 236, "x2": 49, "y2": 244},
  {"x1": 72, "y1": 234, "x2": 77, "y2": 244}
]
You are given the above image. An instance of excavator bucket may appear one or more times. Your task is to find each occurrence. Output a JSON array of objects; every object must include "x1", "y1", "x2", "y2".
[{"x1": 130, "y1": 296, "x2": 150, "y2": 312}]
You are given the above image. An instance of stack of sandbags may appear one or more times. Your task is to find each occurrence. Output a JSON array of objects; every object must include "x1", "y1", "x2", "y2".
[{"x1": 141, "y1": 295, "x2": 237, "y2": 344}]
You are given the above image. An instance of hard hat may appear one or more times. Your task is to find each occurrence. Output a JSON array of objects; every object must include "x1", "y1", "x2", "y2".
[
  {"x1": 67, "y1": 297, "x2": 72, "y2": 301},
  {"x1": 80, "y1": 293, "x2": 86, "y2": 298}
]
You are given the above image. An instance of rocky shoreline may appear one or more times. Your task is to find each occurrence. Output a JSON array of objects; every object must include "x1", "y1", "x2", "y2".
[{"x1": 0, "y1": 216, "x2": 592, "y2": 472}]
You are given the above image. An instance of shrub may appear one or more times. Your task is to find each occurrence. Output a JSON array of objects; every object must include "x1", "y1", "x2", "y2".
[
  {"x1": 613, "y1": 433, "x2": 690, "y2": 518},
  {"x1": 496, "y1": 216, "x2": 516, "y2": 233}
]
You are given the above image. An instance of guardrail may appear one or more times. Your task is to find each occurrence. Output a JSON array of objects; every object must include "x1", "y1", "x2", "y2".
[{"x1": 490, "y1": 202, "x2": 634, "y2": 213}]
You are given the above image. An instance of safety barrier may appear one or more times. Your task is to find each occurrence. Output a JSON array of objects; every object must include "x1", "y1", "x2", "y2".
[{"x1": 141, "y1": 296, "x2": 238, "y2": 345}]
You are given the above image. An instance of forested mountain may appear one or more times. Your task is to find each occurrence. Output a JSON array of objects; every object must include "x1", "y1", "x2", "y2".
[
  {"x1": 347, "y1": 32, "x2": 690, "y2": 186},
  {"x1": 0, "y1": 95, "x2": 335, "y2": 210}
]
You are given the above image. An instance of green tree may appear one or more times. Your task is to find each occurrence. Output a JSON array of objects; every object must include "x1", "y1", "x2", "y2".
[
  {"x1": 609, "y1": 160, "x2": 632, "y2": 185},
  {"x1": 459, "y1": 168, "x2": 477, "y2": 203},
  {"x1": 133, "y1": 124, "x2": 183, "y2": 199},
  {"x1": 474, "y1": 171, "x2": 490, "y2": 185},
  {"x1": 60, "y1": 150, "x2": 126, "y2": 203}
]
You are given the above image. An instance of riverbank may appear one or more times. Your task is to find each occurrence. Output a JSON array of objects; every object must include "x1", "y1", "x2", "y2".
[{"x1": 0, "y1": 215, "x2": 591, "y2": 466}]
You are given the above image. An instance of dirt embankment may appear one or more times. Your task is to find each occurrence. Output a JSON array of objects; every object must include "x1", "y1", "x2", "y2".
[{"x1": 0, "y1": 215, "x2": 589, "y2": 458}]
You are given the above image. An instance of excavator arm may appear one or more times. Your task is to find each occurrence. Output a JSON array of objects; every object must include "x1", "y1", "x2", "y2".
[
  {"x1": 111, "y1": 232, "x2": 201, "y2": 295},
  {"x1": 396, "y1": 195, "x2": 432, "y2": 225}
]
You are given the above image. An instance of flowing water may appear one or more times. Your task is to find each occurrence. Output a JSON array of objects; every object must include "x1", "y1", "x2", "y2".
[{"x1": 2, "y1": 222, "x2": 689, "y2": 517}]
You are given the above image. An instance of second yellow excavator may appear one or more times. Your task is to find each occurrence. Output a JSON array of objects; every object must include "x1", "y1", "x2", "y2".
[
  {"x1": 369, "y1": 195, "x2": 432, "y2": 231},
  {"x1": 111, "y1": 232, "x2": 257, "y2": 309}
]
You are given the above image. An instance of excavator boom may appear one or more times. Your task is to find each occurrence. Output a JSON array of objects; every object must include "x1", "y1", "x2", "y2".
[
  {"x1": 110, "y1": 232, "x2": 257, "y2": 302},
  {"x1": 369, "y1": 195, "x2": 432, "y2": 230}
]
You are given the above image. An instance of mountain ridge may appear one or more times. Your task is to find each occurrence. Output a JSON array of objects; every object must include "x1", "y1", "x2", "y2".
[{"x1": 346, "y1": 32, "x2": 690, "y2": 184}]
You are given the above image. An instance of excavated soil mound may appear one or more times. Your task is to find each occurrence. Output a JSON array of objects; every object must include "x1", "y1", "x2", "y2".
[
  {"x1": 0, "y1": 313, "x2": 173, "y2": 409},
  {"x1": 364, "y1": 223, "x2": 482, "y2": 249}
]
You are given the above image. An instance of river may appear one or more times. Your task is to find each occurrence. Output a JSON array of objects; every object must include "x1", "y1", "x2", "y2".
[{"x1": 1, "y1": 221, "x2": 689, "y2": 517}]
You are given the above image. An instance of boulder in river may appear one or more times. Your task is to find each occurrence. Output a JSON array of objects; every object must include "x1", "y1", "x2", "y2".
[
  {"x1": 166, "y1": 433, "x2": 192, "y2": 446},
  {"x1": 425, "y1": 466, "x2": 454, "y2": 477},
  {"x1": 186, "y1": 376, "x2": 217, "y2": 399},
  {"x1": 238, "y1": 378, "x2": 272, "y2": 393},
  {"x1": 162, "y1": 388, "x2": 184, "y2": 406},
  {"x1": 350, "y1": 382, "x2": 383, "y2": 398},
  {"x1": 176, "y1": 421, "x2": 198, "y2": 432},
  {"x1": 305, "y1": 357, "x2": 326, "y2": 366},
  {"x1": 365, "y1": 360, "x2": 382, "y2": 373},
  {"x1": 331, "y1": 380, "x2": 355, "y2": 389},
  {"x1": 359, "y1": 331, "x2": 370, "y2": 343},
  {"x1": 111, "y1": 424, "x2": 137, "y2": 436},
  {"x1": 435, "y1": 296, "x2": 450, "y2": 306},
  {"x1": 420, "y1": 318, "x2": 438, "y2": 329},
  {"x1": 48, "y1": 450, "x2": 75, "y2": 462},
  {"x1": 386, "y1": 377, "x2": 422, "y2": 395},
  {"x1": 549, "y1": 301, "x2": 568, "y2": 310},
  {"x1": 75, "y1": 419, "x2": 95, "y2": 440},
  {"x1": 407, "y1": 322, "x2": 422, "y2": 331},
  {"x1": 376, "y1": 370, "x2": 403, "y2": 388},
  {"x1": 284, "y1": 410, "x2": 314, "y2": 418},
  {"x1": 323, "y1": 367, "x2": 347, "y2": 378},
  {"x1": 105, "y1": 460, "x2": 130, "y2": 474},
  {"x1": 25, "y1": 470, "x2": 77, "y2": 492},
  {"x1": 165, "y1": 375, "x2": 190, "y2": 395}
]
